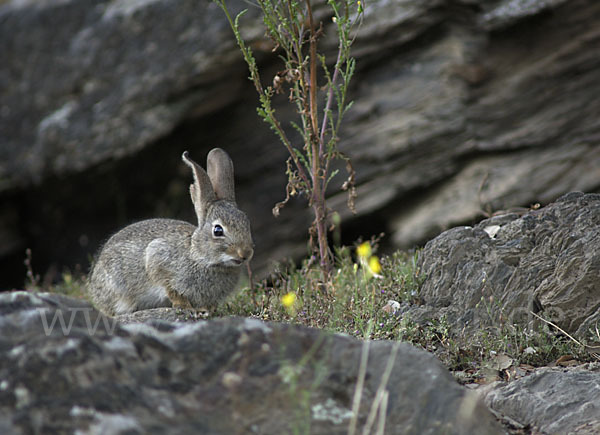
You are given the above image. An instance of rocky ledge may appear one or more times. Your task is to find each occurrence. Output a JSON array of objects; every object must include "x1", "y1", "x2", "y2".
[
  {"x1": 0, "y1": 292, "x2": 500, "y2": 434},
  {"x1": 2, "y1": 292, "x2": 599, "y2": 434}
]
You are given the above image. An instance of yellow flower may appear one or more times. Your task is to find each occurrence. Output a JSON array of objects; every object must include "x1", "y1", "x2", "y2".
[
  {"x1": 368, "y1": 256, "x2": 382, "y2": 275},
  {"x1": 281, "y1": 292, "x2": 297, "y2": 308},
  {"x1": 356, "y1": 242, "x2": 372, "y2": 259}
]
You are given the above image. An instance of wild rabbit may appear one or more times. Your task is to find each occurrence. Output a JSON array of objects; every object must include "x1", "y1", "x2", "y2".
[{"x1": 88, "y1": 148, "x2": 254, "y2": 315}]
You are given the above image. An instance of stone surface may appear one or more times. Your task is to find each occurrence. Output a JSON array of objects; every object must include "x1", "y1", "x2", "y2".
[
  {"x1": 0, "y1": 291, "x2": 502, "y2": 434},
  {"x1": 483, "y1": 364, "x2": 600, "y2": 434},
  {"x1": 0, "y1": 0, "x2": 258, "y2": 188},
  {"x1": 1, "y1": 0, "x2": 599, "y2": 287},
  {"x1": 413, "y1": 192, "x2": 600, "y2": 337}
]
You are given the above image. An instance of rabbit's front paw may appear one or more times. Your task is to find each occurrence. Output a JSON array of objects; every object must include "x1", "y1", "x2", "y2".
[{"x1": 166, "y1": 287, "x2": 193, "y2": 309}]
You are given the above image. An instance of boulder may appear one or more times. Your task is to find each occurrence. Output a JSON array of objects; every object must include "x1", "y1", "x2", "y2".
[
  {"x1": 0, "y1": 291, "x2": 502, "y2": 434},
  {"x1": 0, "y1": 0, "x2": 259, "y2": 188},
  {"x1": 483, "y1": 364, "x2": 600, "y2": 434},
  {"x1": 1, "y1": 0, "x2": 599, "y2": 286},
  {"x1": 414, "y1": 192, "x2": 600, "y2": 337}
]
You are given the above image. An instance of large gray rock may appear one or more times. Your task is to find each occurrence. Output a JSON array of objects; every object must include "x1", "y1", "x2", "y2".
[
  {"x1": 0, "y1": 0, "x2": 259, "y2": 187},
  {"x1": 0, "y1": 291, "x2": 502, "y2": 434},
  {"x1": 414, "y1": 192, "x2": 600, "y2": 337},
  {"x1": 1, "y1": 0, "x2": 599, "y2": 286},
  {"x1": 484, "y1": 364, "x2": 600, "y2": 434}
]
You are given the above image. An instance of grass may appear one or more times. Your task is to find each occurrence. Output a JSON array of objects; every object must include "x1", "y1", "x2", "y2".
[
  {"x1": 217, "y1": 242, "x2": 422, "y2": 340},
  {"x1": 217, "y1": 240, "x2": 596, "y2": 382},
  {"x1": 28, "y1": 240, "x2": 597, "y2": 382}
]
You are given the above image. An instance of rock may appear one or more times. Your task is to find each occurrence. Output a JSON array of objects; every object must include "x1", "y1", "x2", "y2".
[
  {"x1": 483, "y1": 364, "x2": 600, "y2": 434},
  {"x1": 414, "y1": 192, "x2": 600, "y2": 337},
  {"x1": 0, "y1": 291, "x2": 502, "y2": 434},
  {"x1": 1, "y1": 0, "x2": 600, "y2": 287},
  {"x1": 0, "y1": 0, "x2": 259, "y2": 188},
  {"x1": 114, "y1": 307, "x2": 210, "y2": 324}
]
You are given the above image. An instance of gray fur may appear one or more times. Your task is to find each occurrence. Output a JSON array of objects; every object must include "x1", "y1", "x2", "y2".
[
  {"x1": 87, "y1": 149, "x2": 254, "y2": 315},
  {"x1": 207, "y1": 148, "x2": 236, "y2": 202}
]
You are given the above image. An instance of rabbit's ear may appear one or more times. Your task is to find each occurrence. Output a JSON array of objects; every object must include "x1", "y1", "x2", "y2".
[
  {"x1": 207, "y1": 148, "x2": 236, "y2": 203},
  {"x1": 182, "y1": 151, "x2": 216, "y2": 223}
]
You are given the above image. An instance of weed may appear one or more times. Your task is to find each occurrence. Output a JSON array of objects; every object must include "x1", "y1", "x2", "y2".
[
  {"x1": 214, "y1": 0, "x2": 364, "y2": 273},
  {"x1": 218, "y1": 241, "x2": 422, "y2": 342},
  {"x1": 22, "y1": 248, "x2": 87, "y2": 298},
  {"x1": 24, "y1": 248, "x2": 40, "y2": 290},
  {"x1": 50, "y1": 272, "x2": 87, "y2": 299}
]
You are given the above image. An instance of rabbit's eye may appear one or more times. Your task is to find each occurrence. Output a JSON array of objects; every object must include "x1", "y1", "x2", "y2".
[{"x1": 213, "y1": 224, "x2": 224, "y2": 237}]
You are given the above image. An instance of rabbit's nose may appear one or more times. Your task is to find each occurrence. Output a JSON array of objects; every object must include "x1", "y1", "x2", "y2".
[{"x1": 237, "y1": 247, "x2": 254, "y2": 262}]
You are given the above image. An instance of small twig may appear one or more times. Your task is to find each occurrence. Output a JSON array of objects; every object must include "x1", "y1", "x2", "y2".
[
  {"x1": 530, "y1": 310, "x2": 585, "y2": 347},
  {"x1": 246, "y1": 262, "x2": 254, "y2": 291},
  {"x1": 24, "y1": 248, "x2": 40, "y2": 290}
]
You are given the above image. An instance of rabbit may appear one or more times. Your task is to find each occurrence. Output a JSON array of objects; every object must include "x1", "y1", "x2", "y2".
[{"x1": 87, "y1": 148, "x2": 254, "y2": 316}]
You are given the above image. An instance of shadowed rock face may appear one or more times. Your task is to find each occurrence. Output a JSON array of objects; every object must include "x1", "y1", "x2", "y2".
[
  {"x1": 0, "y1": 291, "x2": 502, "y2": 434},
  {"x1": 414, "y1": 192, "x2": 600, "y2": 337},
  {"x1": 1, "y1": 0, "x2": 599, "y2": 286}
]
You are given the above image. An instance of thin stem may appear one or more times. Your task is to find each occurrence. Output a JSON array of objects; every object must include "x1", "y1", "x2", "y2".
[
  {"x1": 305, "y1": 0, "x2": 330, "y2": 271},
  {"x1": 319, "y1": 45, "x2": 343, "y2": 154},
  {"x1": 348, "y1": 320, "x2": 373, "y2": 435},
  {"x1": 306, "y1": 0, "x2": 320, "y2": 146}
]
